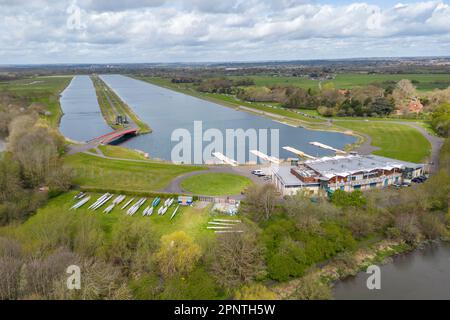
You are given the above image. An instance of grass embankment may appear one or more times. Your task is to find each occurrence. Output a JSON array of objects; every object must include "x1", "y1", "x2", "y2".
[
  {"x1": 65, "y1": 152, "x2": 205, "y2": 192},
  {"x1": 91, "y1": 75, "x2": 151, "y2": 134},
  {"x1": 180, "y1": 173, "x2": 253, "y2": 196},
  {"x1": 0, "y1": 191, "x2": 215, "y2": 252},
  {"x1": 97, "y1": 145, "x2": 149, "y2": 161},
  {"x1": 336, "y1": 121, "x2": 431, "y2": 163},
  {"x1": 0, "y1": 76, "x2": 72, "y2": 127}
]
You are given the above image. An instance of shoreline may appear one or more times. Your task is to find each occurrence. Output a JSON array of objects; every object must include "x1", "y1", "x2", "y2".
[
  {"x1": 272, "y1": 236, "x2": 448, "y2": 299},
  {"x1": 132, "y1": 76, "x2": 365, "y2": 153}
]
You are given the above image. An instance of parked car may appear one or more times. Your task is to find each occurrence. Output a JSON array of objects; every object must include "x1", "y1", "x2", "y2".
[{"x1": 251, "y1": 169, "x2": 266, "y2": 177}]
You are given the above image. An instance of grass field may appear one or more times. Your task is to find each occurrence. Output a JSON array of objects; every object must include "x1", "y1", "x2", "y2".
[
  {"x1": 336, "y1": 121, "x2": 431, "y2": 162},
  {"x1": 232, "y1": 73, "x2": 450, "y2": 91},
  {"x1": 0, "y1": 76, "x2": 72, "y2": 127},
  {"x1": 65, "y1": 152, "x2": 205, "y2": 192},
  {"x1": 97, "y1": 145, "x2": 148, "y2": 160},
  {"x1": 180, "y1": 173, "x2": 253, "y2": 196},
  {"x1": 92, "y1": 75, "x2": 151, "y2": 133},
  {"x1": 0, "y1": 191, "x2": 218, "y2": 252}
]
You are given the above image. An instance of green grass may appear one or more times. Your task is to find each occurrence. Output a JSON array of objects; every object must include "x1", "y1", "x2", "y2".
[
  {"x1": 0, "y1": 191, "x2": 216, "y2": 252},
  {"x1": 0, "y1": 76, "x2": 72, "y2": 127},
  {"x1": 232, "y1": 73, "x2": 450, "y2": 91},
  {"x1": 180, "y1": 173, "x2": 253, "y2": 196},
  {"x1": 91, "y1": 75, "x2": 151, "y2": 133},
  {"x1": 65, "y1": 152, "x2": 205, "y2": 192},
  {"x1": 336, "y1": 121, "x2": 431, "y2": 162},
  {"x1": 98, "y1": 145, "x2": 148, "y2": 160}
]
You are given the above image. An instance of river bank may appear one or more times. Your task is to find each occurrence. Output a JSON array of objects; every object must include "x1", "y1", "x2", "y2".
[{"x1": 333, "y1": 241, "x2": 450, "y2": 299}]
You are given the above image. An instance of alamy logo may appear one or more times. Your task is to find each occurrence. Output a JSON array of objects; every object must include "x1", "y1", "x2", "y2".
[
  {"x1": 171, "y1": 121, "x2": 280, "y2": 165},
  {"x1": 66, "y1": 1, "x2": 85, "y2": 30},
  {"x1": 66, "y1": 265, "x2": 81, "y2": 290},
  {"x1": 366, "y1": 265, "x2": 381, "y2": 290}
]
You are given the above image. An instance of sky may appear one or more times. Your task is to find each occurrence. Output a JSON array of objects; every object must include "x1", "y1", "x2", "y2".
[{"x1": 0, "y1": 0, "x2": 449, "y2": 64}]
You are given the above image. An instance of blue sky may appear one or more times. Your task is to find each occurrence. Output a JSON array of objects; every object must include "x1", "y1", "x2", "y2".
[{"x1": 0, "y1": 0, "x2": 449, "y2": 64}]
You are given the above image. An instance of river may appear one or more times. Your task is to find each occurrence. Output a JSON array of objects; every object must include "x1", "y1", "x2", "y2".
[
  {"x1": 59, "y1": 75, "x2": 356, "y2": 163},
  {"x1": 98, "y1": 75, "x2": 356, "y2": 163},
  {"x1": 59, "y1": 75, "x2": 111, "y2": 142},
  {"x1": 333, "y1": 242, "x2": 450, "y2": 300}
]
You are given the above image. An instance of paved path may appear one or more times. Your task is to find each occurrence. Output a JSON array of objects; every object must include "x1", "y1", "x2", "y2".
[{"x1": 161, "y1": 164, "x2": 269, "y2": 197}]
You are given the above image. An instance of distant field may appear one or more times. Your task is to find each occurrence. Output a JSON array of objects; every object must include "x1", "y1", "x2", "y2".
[
  {"x1": 0, "y1": 76, "x2": 72, "y2": 127},
  {"x1": 232, "y1": 73, "x2": 450, "y2": 91},
  {"x1": 336, "y1": 121, "x2": 431, "y2": 163},
  {"x1": 65, "y1": 152, "x2": 205, "y2": 192},
  {"x1": 180, "y1": 173, "x2": 253, "y2": 196}
]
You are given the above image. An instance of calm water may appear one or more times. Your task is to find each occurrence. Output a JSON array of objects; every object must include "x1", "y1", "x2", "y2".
[
  {"x1": 60, "y1": 75, "x2": 111, "y2": 142},
  {"x1": 333, "y1": 242, "x2": 450, "y2": 300},
  {"x1": 97, "y1": 75, "x2": 356, "y2": 163},
  {"x1": 0, "y1": 138, "x2": 5, "y2": 152}
]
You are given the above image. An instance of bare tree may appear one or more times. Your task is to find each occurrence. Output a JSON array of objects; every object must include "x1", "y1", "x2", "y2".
[{"x1": 210, "y1": 226, "x2": 265, "y2": 290}]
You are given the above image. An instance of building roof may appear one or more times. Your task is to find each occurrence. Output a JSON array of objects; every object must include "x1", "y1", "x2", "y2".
[
  {"x1": 304, "y1": 154, "x2": 423, "y2": 179},
  {"x1": 273, "y1": 166, "x2": 318, "y2": 187}
]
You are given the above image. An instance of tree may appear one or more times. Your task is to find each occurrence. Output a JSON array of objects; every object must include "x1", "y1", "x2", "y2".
[
  {"x1": 289, "y1": 275, "x2": 332, "y2": 300},
  {"x1": 331, "y1": 190, "x2": 367, "y2": 208},
  {"x1": 154, "y1": 231, "x2": 202, "y2": 278},
  {"x1": 430, "y1": 102, "x2": 450, "y2": 137},
  {"x1": 393, "y1": 79, "x2": 416, "y2": 109},
  {"x1": 369, "y1": 97, "x2": 395, "y2": 116},
  {"x1": 210, "y1": 227, "x2": 265, "y2": 290},
  {"x1": 244, "y1": 184, "x2": 278, "y2": 222},
  {"x1": 234, "y1": 283, "x2": 277, "y2": 300}
]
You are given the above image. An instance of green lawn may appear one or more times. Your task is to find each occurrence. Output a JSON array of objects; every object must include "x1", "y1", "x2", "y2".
[
  {"x1": 232, "y1": 73, "x2": 450, "y2": 91},
  {"x1": 336, "y1": 121, "x2": 431, "y2": 163},
  {"x1": 180, "y1": 173, "x2": 253, "y2": 196},
  {"x1": 65, "y1": 152, "x2": 205, "y2": 192},
  {"x1": 92, "y1": 75, "x2": 151, "y2": 133},
  {"x1": 0, "y1": 76, "x2": 72, "y2": 127},
  {"x1": 98, "y1": 145, "x2": 148, "y2": 160},
  {"x1": 0, "y1": 191, "x2": 215, "y2": 252}
]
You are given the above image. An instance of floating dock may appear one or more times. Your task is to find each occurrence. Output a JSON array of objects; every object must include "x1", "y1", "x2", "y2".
[
  {"x1": 282, "y1": 146, "x2": 316, "y2": 159},
  {"x1": 212, "y1": 152, "x2": 238, "y2": 166},
  {"x1": 250, "y1": 150, "x2": 281, "y2": 164},
  {"x1": 309, "y1": 141, "x2": 346, "y2": 154}
]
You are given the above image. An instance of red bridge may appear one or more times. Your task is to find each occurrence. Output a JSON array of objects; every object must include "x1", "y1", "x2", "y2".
[{"x1": 89, "y1": 127, "x2": 139, "y2": 145}]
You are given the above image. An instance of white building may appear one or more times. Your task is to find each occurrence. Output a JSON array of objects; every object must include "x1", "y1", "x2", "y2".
[{"x1": 272, "y1": 154, "x2": 425, "y2": 196}]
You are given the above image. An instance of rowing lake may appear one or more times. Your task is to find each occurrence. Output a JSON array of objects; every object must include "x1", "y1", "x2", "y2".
[
  {"x1": 60, "y1": 75, "x2": 356, "y2": 163},
  {"x1": 333, "y1": 242, "x2": 450, "y2": 300},
  {"x1": 60, "y1": 75, "x2": 111, "y2": 142}
]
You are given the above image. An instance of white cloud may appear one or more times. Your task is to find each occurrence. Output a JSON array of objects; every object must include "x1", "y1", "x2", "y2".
[{"x1": 0, "y1": 0, "x2": 449, "y2": 63}]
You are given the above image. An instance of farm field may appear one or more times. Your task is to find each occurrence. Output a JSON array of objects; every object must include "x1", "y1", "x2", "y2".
[
  {"x1": 231, "y1": 73, "x2": 450, "y2": 91},
  {"x1": 0, "y1": 76, "x2": 72, "y2": 127},
  {"x1": 336, "y1": 121, "x2": 431, "y2": 163},
  {"x1": 180, "y1": 173, "x2": 253, "y2": 196},
  {"x1": 65, "y1": 152, "x2": 205, "y2": 192}
]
